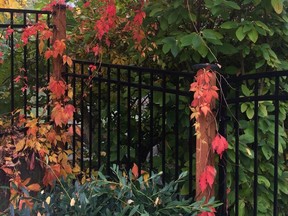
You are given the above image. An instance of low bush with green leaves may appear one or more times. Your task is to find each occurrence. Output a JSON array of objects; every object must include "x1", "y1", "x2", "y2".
[{"x1": 8, "y1": 165, "x2": 220, "y2": 216}]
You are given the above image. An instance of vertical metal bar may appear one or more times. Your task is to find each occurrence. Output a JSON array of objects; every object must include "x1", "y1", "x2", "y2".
[
  {"x1": 89, "y1": 68, "x2": 93, "y2": 176},
  {"x1": 137, "y1": 70, "x2": 142, "y2": 177},
  {"x1": 107, "y1": 67, "x2": 111, "y2": 175},
  {"x1": 10, "y1": 12, "x2": 14, "y2": 124},
  {"x1": 175, "y1": 75, "x2": 179, "y2": 180},
  {"x1": 23, "y1": 12, "x2": 27, "y2": 118},
  {"x1": 253, "y1": 79, "x2": 259, "y2": 216},
  {"x1": 72, "y1": 62, "x2": 76, "y2": 166},
  {"x1": 189, "y1": 115, "x2": 194, "y2": 198},
  {"x1": 149, "y1": 71, "x2": 154, "y2": 174},
  {"x1": 273, "y1": 76, "x2": 279, "y2": 216},
  {"x1": 80, "y1": 63, "x2": 84, "y2": 171},
  {"x1": 162, "y1": 73, "x2": 166, "y2": 182},
  {"x1": 235, "y1": 80, "x2": 240, "y2": 216},
  {"x1": 35, "y1": 14, "x2": 39, "y2": 118},
  {"x1": 127, "y1": 69, "x2": 131, "y2": 164},
  {"x1": 46, "y1": 14, "x2": 51, "y2": 120},
  {"x1": 218, "y1": 77, "x2": 228, "y2": 216},
  {"x1": 97, "y1": 68, "x2": 102, "y2": 169},
  {"x1": 117, "y1": 68, "x2": 121, "y2": 165}
]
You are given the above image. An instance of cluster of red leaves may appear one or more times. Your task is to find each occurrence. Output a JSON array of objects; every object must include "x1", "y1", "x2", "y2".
[
  {"x1": 21, "y1": 21, "x2": 52, "y2": 45},
  {"x1": 190, "y1": 68, "x2": 229, "y2": 215},
  {"x1": 190, "y1": 68, "x2": 219, "y2": 117}
]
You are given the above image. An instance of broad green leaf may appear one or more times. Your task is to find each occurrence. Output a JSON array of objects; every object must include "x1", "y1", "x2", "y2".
[
  {"x1": 258, "y1": 176, "x2": 271, "y2": 188},
  {"x1": 224, "y1": 1, "x2": 241, "y2": 9},
  {"x1": 220, "y1": 21, "x2": 238, "y2": 29},
  {"x1": 255, "y1": 21, "x2": 270, "y2": 32},
  {"x1": 180, "y1": 34, "x2": 195, "y2": 47},
  {"x1": 248, "y1": 28, "x2": 258, "y2": 43},
  {"x1": 241, "y1": 103, "x2": 248, "y2": 113},
  {"x1": 197, "y1": 42, "x2": 209, "y2": 57},
  {"x1": 262, "y1": 145, "x2": 272, "y2": 160},
  {"x1": 271, "y1": 0, "x2": 283, "y2": 14},
  {"x1": 202, "y1": 29, "x2": 223, "y2": 39},
  {"x1": 259, "y1": 104, "x2": 268, "y2": 116},
  {"x1": 246, "y1": 107, "x2": 254, "y2": 119},
  {"x1": 236, "y1": 26, "x2": 245, "y2": 41},
  {"x1": 162, "y1": 43, "x2": 171, "y2": 54},
  {"x1": 241, "y1": 85, "x2": 252, "y2": 96}
]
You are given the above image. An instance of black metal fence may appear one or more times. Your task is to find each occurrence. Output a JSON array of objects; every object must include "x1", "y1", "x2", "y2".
[
  {"x1": 221, "y1": 71, "x2": 288, "y2": 216},
  {"x1": 1, "y1": 8, "x2": 288, "y2": 216},
  {"x1": 65, "y1": 59, "x2": 196, "y2": 196},
  {"x1": 0, "y1": 8, "x2": 51, "y2": 119}
]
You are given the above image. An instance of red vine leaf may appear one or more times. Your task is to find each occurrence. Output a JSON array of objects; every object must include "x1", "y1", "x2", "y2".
[
  {"x1": 212, "y1": 134, "x2": 228, "y2": 158},
  {"x1": 199, "y1": 165, "x2": 216, "y2": 193},
  {"x1": 48, "y1": 77, "x2": 66, "y2": 99},
  {"x1": 198, "y1": 207, "x2": 216, "y2": 216},
  {"x1": 132, "y1": 163, "x2": 139, "y2": 178}
]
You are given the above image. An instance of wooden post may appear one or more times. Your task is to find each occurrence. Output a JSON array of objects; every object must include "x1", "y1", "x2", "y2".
[
  {"x1": 193, "y1": 64, "x2": 218, "y2": 201},
  {"x1": 52, "y1": 4, "x2": 66, "y2": 80}
]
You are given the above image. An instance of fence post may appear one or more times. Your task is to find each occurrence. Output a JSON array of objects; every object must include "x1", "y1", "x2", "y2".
[
  {"x1": 52, "y1": 4, "x2": 66, "y2": 80},
  {"x1": 192, "y1": 64, "x2": 218, "y2": 201}
]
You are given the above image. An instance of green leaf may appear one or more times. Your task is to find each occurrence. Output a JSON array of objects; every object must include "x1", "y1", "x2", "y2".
[
  {"x1": 197, "y1": 42, "x2": 209, "y2": 58},
  {"x1": 248, "y1": 28, "x2": 258, "y2": 43},
  {"x1": 202, "y1": 29, "x2": 223, "y2": 40},
  {"x1": 241, "y1": 103, "x2": 248, "y2": 113},
  {"x1": 262, "y1": 145, "x2": 272, "y2": 160},
  {"x1": 258, "y1": 176, "x2": 271, "y2": 188},
  {"x1": 162, "y1": 43, "x2": 171, "y2": 54},
  {"x1": 246, "y1": 107, "x2": 254, "y2": 119},
  {"x1": 224, "y1": 1, "x2": 241, "y2": 9},
  {"x1": 241, "y1": 85, "x2": 252, "y2": 96},
  {"x1": 168, "y1": 10, "x2": 179, "y2": 24},
  {"x1": 180, "y1": 34, "x2": 195, "y2": 47},
  {"x1": 129, "y1": 205, "x2": 139, "y2": 216},
  {"x1": 271, "y1": 0, "x2": 283, "y2": 14},
  {"x1": 259, "y1": 104, "x2": 268, "y2": 116},
  {"x1": 220, "y1": 21, "x2": 238, "y2": 29},
  {"x1": 236, "y1": 26, "x2": 245, "y2": 41}
]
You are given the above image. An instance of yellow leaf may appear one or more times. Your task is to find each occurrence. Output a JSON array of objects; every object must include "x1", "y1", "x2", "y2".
[
  {"x1": 271, "y1": 0, "x2": 283, "y2": 14},
  {"x1": 45, "y1": 196, "x2": 51, "y2": 205},
  {"x1": 39, "y1": 40, "x2": 45, "y2": 54},
  {"x1": 70, "y1": 198, "x2": 76, "y2": 206},
  {"x1": 16, "y1": 139, "x2": 25, "y2": 152},
  {"x1": 72, "y1": 165, "x2": 81, "y2": 173}
]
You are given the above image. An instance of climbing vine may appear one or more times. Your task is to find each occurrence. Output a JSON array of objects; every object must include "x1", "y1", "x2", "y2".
[{"x1": 190, "y1": 67, "x2": 229, "y2": 215}]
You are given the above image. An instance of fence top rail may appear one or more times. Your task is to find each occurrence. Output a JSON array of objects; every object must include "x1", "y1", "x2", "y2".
[
  {"x1": 0, "y1": 8, "x2": 51, "y2": 14},
  {"x1": 72, "y1": 59, "x2": 196, "y2": 77}
]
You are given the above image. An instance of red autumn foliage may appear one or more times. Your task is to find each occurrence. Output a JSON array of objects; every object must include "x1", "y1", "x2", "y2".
[
  {"x1": 212, "y1": 134, "x2": 228, "y2": 159},
  {"x1": 199, "y1": 165, "x2": 216, "y2": 193},
  {"x1": 198, "y1": 207, "x2": 216, "y2": 216},
  {"x1": 48, "y1": 77, "x2": 66, "y2": 99}
]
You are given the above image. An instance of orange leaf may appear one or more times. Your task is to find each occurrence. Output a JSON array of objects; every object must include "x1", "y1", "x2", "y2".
[
  {"x1": 1, "y1": 167, "x2": 13, "y2": 175},
  {"x1": 27, "y1": 183, "x2": 41, "y2": 192},
  {"x1": 132, "y1": 163, "x2": 139, "y2": 178},
  {"x1": 48, "y1": 77, "x2": 66, "y2": 99}
]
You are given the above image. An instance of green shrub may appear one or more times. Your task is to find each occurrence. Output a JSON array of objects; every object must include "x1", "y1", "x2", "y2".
[{"x1": 9, "y1": 165, "x2": 220, "y2": 216}]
